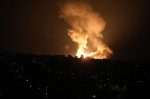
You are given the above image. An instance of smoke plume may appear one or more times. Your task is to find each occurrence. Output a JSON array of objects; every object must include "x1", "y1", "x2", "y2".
[{"x1": 59, "y1": 1, "x2": 113, "y2": 59}]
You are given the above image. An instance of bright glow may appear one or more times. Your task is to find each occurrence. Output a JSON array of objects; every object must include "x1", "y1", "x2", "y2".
[
  {"x1": 60, "y1": 1, "x2": 113, "y2": 59},
  {"x1": 76, "y1": 49, "x2": 95, "y2": 59}
]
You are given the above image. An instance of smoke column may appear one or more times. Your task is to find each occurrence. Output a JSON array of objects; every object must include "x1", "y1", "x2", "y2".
[{"x1": 59, "y1": 1, "x2": 113, "y2": 59}]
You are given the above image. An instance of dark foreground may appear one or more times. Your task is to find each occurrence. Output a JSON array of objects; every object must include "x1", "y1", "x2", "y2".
[{"x1": 0, "y1": 52, "x2": 150, "y2": 99}]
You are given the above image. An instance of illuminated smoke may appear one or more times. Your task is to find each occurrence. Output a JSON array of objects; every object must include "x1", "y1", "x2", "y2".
[{"x1": 59, "y1": 1, "x2": 113, "y2": 59}]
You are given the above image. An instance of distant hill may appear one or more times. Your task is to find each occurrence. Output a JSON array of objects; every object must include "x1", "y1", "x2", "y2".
[{"x1": 0, "y1": 52, "x2": 150, "y2": 99}]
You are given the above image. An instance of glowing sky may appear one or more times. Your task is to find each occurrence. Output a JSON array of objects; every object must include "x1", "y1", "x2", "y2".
[{"x1": 1, "y1": 0, "x2": 150, "y2": 60}]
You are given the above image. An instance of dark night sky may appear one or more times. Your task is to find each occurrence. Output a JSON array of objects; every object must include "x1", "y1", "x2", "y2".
[{"x1": 1, "y1": 0, "x2": 150, "y2": 61}]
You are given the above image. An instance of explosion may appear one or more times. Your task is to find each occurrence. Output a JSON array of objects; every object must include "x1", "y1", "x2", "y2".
[{"x1": 59, "y1": 1, "x2": 113, "y2": 59}]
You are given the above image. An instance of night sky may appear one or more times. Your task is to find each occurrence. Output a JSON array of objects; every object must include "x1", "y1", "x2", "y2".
[{"x1": 1, "y1": 0, "x2": 150, "y2": 61}]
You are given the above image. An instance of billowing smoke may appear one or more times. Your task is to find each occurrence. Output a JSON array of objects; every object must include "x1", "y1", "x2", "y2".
[{"x1": 59, "y1": 1, "x2": 113, "y2": 59}]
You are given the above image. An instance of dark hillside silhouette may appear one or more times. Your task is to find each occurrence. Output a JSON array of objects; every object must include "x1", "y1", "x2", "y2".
[{"x1": 0, "y1": 52, "x2": 150, "y2": 99}]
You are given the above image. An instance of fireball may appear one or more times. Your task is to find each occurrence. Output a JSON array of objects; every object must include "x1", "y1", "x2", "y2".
[{"x1": 60, "y1": 1, "x2": 113, "y2": 59}]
